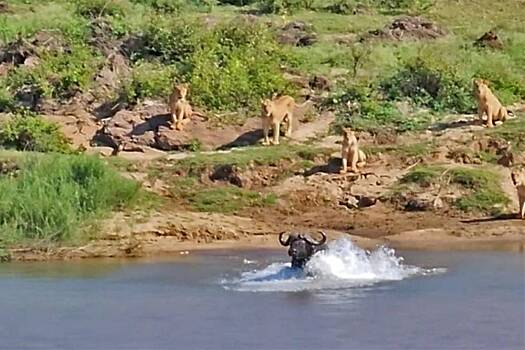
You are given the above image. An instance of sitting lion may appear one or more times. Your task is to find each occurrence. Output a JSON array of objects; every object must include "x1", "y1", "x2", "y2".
[
  {"x1": 473, "y1": 79, "x2": 509, "y2": 128},
  {"x1": 260, "y1": 95, "x2": 310, "y2": 145},
  {"x1": 340, "y1": 128, "x2": 366, "y2": 173},
  {"x1": 168, "y1": 83, "x2": 195, "y2": 131},
  {"x1": 511, "y1": 169, "x2": 525, "y2": 219}
]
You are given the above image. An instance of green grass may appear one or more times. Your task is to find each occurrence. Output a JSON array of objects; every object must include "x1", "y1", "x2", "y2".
[
  {"x1": 400, "y1": 165, "x2": 510, "y2": 214},
  {"x1": 150, "y1": 144, "x2": 330, "y2": 214},
  {"x1": 1, "y1": 0, "x2": 524, "y2": 128},
  {"x1": 364, "y1": 141, "x2": 435, "y2": 158},
  {"x1": 168, "y1": 176, "x2": 277, "y2": 213},
  {"x1": 485, "y1": 118, "x2": 525, "y2": 151},
  {"x1": 400, "y1": 165, "x2": 444, "y2": 186},
  {"x1": 162, "y1": 144, "x2": 332, "y2": 176},
  {"x1": 0, "y1": 153, "x2": 140, "y2": 245},
  {"x1": 188, "y1": 186, "x2": 277, "y2": 213}
]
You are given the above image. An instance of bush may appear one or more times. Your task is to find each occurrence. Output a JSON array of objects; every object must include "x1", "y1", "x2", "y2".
[
  {"x1": 330, "y1": 83, "x2": 432, "y2": 133},
  {"x1": 218, "y1": 0, "x2": 257, "y2": 5},
  {"x1": 0, "y1": 154, "x2": 140, "y2": 242},
  {"x1": 381, "y1": 58, "x2": 473, "y2": 114},
  {"x1": 125, "y1": 62, "x2": 178, "y2": 103},
  {"x1": 369, "y1": 0, "x2": 433, "y2": 13},
  {"x1": 257, "y1": 0, "x2": 316, "y2": 14},
  {"x1": 132, "y1": 18, "x2": 294, "y2": 112},
  {"x1": 73, "y1": 0, "x2": 131, "y2": 18},
  {"x1": 130, "y1": 0, "x2": 216, "y2": 13},
  {"x1": 450, "y1": 168, "x2": 509, "y2": 214},
  {"x1": 130, "y1": 0, "x2": 185, "y2": 12},
  {"x1": 0, "y1": 114, "x2": 72, "y2": 153},
  {"x1": 6, "y1": 44, "x2": 101, "y2": 100},
  {"x1": 400, "y1": 166, "x2": 509, "y2": 214}
]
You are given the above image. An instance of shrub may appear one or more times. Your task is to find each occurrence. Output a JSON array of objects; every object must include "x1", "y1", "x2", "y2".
[
  {"x1": 400, "y1": 166, "x2": 509, "y2": 214},
  {"x1": 0, "y1": 154, "x2": 140, "y2": 242},
  {"x1": 369, "y1": 0, "x2": 434, "y2": 13},
  {"x1": 381, "y1": 58, "x2": 473, "y2": 114},
  {"x1": 130, "y1": 0, "x2": 185, "y2": 12},
  {"x1": 325, "y1": 0, "x2": 358, "y2": 15},
  {"x1": 6, "y1": 44, "x2": 101, "y2": 100},
  {"x1": 0, "y1": 114, "x2": 72, "y2": 153},
  {"x1": 132, "y1": 18, "x2": 294, "y2": 112},
  {"x1": 257, "y1": 0, "x2": 316, "y2": 14},
  {"x1": 450, "y1": 168, "x2": 509, "y2": 214},
  {"x1": 73, "y1": 0, "x2": 131, "y2": 18},
  {"x1": 218, "y1": 0, "x2": 257, "y2": 5},
  {"x1": 124, "y1": 62, "x2": 178, "y2": 102},
  {"x1": 330, "y1": 83, "x2": 432, "y2": 133},
  {"x1": 0, "y1": 84, "x2": 14, "y2": 112}
]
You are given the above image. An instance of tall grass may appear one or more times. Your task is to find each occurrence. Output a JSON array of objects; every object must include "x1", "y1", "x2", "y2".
[{"x1": 0, "y1": 154, "x2": 139, "y2": 243}]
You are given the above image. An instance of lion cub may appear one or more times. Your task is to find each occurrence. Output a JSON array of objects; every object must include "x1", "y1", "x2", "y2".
[
  {"x1": 511, "y1": 170, "x2": 525, "y2": 219},
  {"x1": 340, "y1": 128, "x2": 366, "y2": 173},
  {"x1": 168, "y1": 83, "x2": 194, "y2": 131},
  {"x1": 473, "y1": 79, "x2": 509, "y2": 128},
  {"x1": 260, "y1": 95, "x2": 310, "y2": 145}
]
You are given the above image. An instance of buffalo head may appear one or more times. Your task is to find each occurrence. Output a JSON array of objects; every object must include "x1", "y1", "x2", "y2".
[{"x1": 279, "y1": 231, "x2": 327, "y2": 269}]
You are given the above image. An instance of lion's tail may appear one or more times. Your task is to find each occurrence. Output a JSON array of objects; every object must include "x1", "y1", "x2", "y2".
[
  {"x1": 295, "y1": 94, "x2": 312, "y2": 109},
  {"x1": 191, "y1": 110, "x2": 207, "y2": 119}
]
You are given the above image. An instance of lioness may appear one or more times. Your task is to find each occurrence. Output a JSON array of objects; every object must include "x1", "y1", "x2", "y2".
[
  {"x1": 260, "y1": 95, "x2": 310, "y2": 145},
  {"x1": 473, "y1": 79, "x2": 509, "y2": 128},
  {"x1": 511, "y1": 170, "x2": 525, "y2": 219},
  {"x1": 340, "y1": 128, "x2": 366, "y2": 173},
  {"x1": 169, "y1": 83, "x2": 193, "y2": 131}
]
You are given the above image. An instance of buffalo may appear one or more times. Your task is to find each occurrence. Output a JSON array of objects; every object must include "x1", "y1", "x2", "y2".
[{"x1": 279, "y1": 231, "x2": 327, "y2": 269}]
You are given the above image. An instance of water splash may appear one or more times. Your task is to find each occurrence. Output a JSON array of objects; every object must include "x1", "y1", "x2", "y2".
[{"x1": 224, "y1": 239, "x2": 444, "y2": 292}]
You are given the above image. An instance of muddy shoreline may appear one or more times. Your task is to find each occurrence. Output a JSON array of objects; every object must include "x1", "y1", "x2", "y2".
[{"x1": 6, "y1": 228, "x2": 524, "y2": 262}]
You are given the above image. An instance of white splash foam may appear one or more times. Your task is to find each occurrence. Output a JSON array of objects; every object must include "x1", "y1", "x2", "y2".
[{"x1": 224, "y1": 239, "x2": 444, "y2": 292}]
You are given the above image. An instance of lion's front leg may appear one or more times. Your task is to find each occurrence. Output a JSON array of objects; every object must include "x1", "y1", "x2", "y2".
[
  {"x1": 340, "y1": 148, "x2": 348, "y2": 174},
  {"x1": 486, "y1": 107, "x2": 495, "y2": 128},
  {"x1": 285, "y1": 113, "x2": 293, "y2": 138},
  {"x1": 272, "y1": 121, "x2": 280, "y2": 145},
  {"x1": 262, "y1": 118, "x2": 271, "y2": 145},
  {"x1": 175, "y1": 106, "x2": 186, "y2": 130},
  {"x1": 350, "y1": 149, "x2": 359, "y2": 172}
]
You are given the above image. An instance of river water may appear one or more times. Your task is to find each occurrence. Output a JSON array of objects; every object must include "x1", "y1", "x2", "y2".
[{"x1": 0, "y1": 239, "x2": 524, "y2": 350}]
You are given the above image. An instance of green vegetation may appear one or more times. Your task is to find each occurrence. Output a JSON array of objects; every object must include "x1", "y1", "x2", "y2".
[
  {"x1": 0, "y1": 153, "x2": 139, "y2": 244},
  {"x1": 485, "y1": 118, "x2": 525, "y2": 151},
  {"x1": 400, "y1": 165, "x2": 443, "y2": 186},
  {"x1": 150, "y1": 144, "x2": 331, "y2": 213},
  {"x1": 164, "y1": 144, "x2": 331, "y2": 176},
  {"x1": 0, "y1": 113, "x2": 72, "y2": 153},
  {"x1": 400, "y1": 165, "x2": 509, "y2": 214},
  {"x1": 188, "y1": 185, "x2": 277, "y2": 213},
  {"x1": 166, "y1": 172, "x2": 278, "y2": 214},
  {"x1": 1, "y1": 0, "x2": 523, "y2": 129}
]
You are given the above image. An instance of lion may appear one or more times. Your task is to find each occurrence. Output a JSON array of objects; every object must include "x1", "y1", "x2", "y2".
[
  {"x1": 473, "y1": 79, "x2": 509, "y2": 128},
  {"x1": 510, "y1": 169, "x2": 525, "y2": 219},
  {"x1": 340, "y1": 128, "x2": 366, "y2": 173},
  {"x1": 168, "y1": 83, "x2": 195, "y2": 131},
  {"x1": 260, "y1": 95, "x2": 310, "y2": 145}
]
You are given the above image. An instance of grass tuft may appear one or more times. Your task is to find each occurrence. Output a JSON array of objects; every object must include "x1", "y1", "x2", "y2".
[{"x1": 0, "y1": 153, "x2": 140, "y2": 244}]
